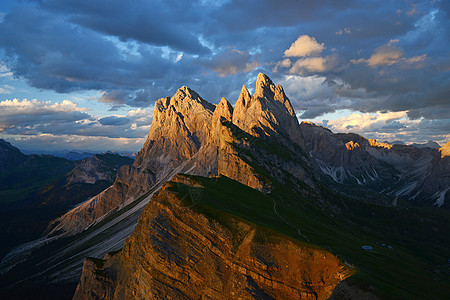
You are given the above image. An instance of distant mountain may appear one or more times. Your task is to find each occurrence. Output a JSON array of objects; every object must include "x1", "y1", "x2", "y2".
[
  {"x1": 0, "y1": 139, "x2": 27, "y2": 174},
  {"x1": 0, "y1": 141, "x2": 133, "y2": 259},
  {"x1": 62, "y1": 151, "x2": 96, "y2": 161},
  {"x1": 301, "y1": 122, "x2": 449, "y2": 208},
  {"x1": 21, "y1": 149, "x2": 137, "y2": 160},
  {"x1": 410, "y1": 140, "x2": 441, "y2": 149}
]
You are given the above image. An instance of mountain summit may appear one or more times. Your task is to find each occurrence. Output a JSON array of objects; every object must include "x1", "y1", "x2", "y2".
[{"x1": 46, "y1": 73, "x2": 311, "y2": 237}]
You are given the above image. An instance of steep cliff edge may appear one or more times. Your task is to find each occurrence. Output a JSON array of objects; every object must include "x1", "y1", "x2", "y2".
[{"x1": 73, "y1": 175, "x2": 351, "y2": 300}]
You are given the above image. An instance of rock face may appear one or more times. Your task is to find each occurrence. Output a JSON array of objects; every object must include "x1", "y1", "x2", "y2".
[
  {"x1": 66, "y1": 153, "x2": 133, "y2": 185},
  {"x1": 47, "y1": 87, "x2": 218, "y2": 236},
  {"x1": 300, "y1": 121, "x2": 450, "y2": 207},
  {"x1": 49, "y1": 73, "x2": 312, "y2": 237},
  {"x1": 440, "y1": 141, "x2": 450, "y2": 158},
  {"x1": 73, "y1": 175, "x2": 350, "y2": 300},
  {"x1": 233, "y1": 73, "x2": 303, "y2": 148}
]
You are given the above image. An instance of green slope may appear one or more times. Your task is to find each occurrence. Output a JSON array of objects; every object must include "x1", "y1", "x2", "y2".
[{"x1": 169, "y1": 174, "x2": 450, "y2": 300}]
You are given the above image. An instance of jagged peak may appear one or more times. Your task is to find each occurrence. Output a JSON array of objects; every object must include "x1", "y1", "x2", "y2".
[
  {"x1": 217, "y1": 97, "x2": 233, "y2": 113},
  {"x1": 173, "y1": 86, "x2": 202, "y2": 103},
  {"x1": 254, "y1": 73, "x2": 276, "y2": 98},
  {"x1": 212, "y1": 98, "x2": 233, "y2": 137},
  {"x1": 368, "y1": 139, "x2": 393, "y2": 149},
  {"x1": 235, "y1": 84, "x2": 252, "y2": 110},
  {"x1": 256, "y1": 72, "x2": 274, "y2": 88},
  {"x1": 274, "y1": 83, "x2": 295, "y2": 116},
  {"x1": 155, "y1": 86, "x2": 215, "y2": 113}
]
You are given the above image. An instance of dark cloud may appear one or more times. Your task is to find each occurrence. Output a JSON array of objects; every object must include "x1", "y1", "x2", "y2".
[
  {"x1": 99, "y1": 90, "x2": 131, "y2": 105},
  {"x1": 99, "y1": 116, "x2": 130, "y2": 126},
  {"x1": 38, "y1": 0, "x2": 210, "y2": 54},
  {"x1": 202, "y1": 49, "x2": 258, "y2": 77}
]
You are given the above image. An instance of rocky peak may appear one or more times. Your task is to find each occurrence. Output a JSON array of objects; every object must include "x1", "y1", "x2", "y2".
[
  {"x1": 234, "y1": 84, "x2": 251, "y2": 112},
  {"x1": 254, "y1": 72, "x2": 275, "y2": 97},
  {"x1": 212, "y1": 97, "x2": 233, "y2": 139},
  {"x1": 232, "y1": 73, "x2": 303, "y2": 149}
]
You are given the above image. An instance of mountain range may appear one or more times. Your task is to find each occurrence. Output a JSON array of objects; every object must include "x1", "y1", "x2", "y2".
[
  {"x1": 0, "y1": 142, "x2": 133, "y2": 259},
  {"x1": 0, "y1": 74, "x2": 449, "y2": 299}
]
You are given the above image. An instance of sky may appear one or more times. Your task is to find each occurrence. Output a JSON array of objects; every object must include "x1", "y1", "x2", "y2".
[{"x1": 0, "y1": 0, "x2": 449, "y2": 153}]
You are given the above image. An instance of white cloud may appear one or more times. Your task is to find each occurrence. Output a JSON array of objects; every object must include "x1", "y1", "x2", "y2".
[
  {"x1": 0, "y1": 61, "x2": 13, "y2": 77},
  {"x1": 0, "y1": 84, "x2": 14, "y2": 94},
  {"x1": 273, "y1": 58, "x2": 292, "y2": 72},
  {"x1": 284, "y1": 35, "x2": 325, "y2": 57},
  {"x1": 336, "y1": 27, "x2": 351, "y2": 35},
  {"x1": 328, "y1": 110, "x2": 408, "y2": 132},
  {"x1": 322, "y1": 110, "x2": 449, "y2": 145},
  {"x1": 0, "y1": 98, "x2": 89, "y2": 115},
  {"x1": 289, "y1": 57, "x2": 328, "y2": 73},
  {"x1": 0, "y1": 99, "x2": 154, "y2": 151},
  {"x1": 0, "y1": 99, "x2": 91, "y2": 131},
  {"x1": 7, "y1": 133, "x2": 146, "y2": 152}
]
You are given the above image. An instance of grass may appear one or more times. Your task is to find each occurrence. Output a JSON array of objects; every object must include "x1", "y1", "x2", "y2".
[{"x1": 168, "y1": 174, "x2": 450, "y2": 300}]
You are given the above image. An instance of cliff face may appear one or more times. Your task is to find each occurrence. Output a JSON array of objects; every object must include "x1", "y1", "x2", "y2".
[
  {"x1": 47, "y1": 87, "x2": 218, "y2": 236},
  {"x1": 73, "y1": 175, "x2": 351, "y2": 300},
  {"x1": 49, "y1": 73, "x2": 312, "y2": 236}
]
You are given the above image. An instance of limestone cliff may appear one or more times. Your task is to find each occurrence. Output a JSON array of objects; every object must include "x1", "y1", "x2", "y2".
[
  {"x1": 233, "y1": 73, "x2": 304, "y2": 149},
  {"x1": 47, "y1": 86, "x2": 224, "y2": 236},
  {"x1": 73, "y1": 175, "x2": 351, "y2": 300}
]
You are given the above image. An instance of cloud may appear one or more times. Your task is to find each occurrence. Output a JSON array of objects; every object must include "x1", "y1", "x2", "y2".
[
  {"x1": 0, "y1": 98, "x2": 153, "y2": 148},
  {"x1": 289, "y1": 57, "x2": 329, "y2": 73},
  {"x1": 204, "y1": 49, "x2": 258, "y2": 77},
  {"x1": 0, "y1": 99, "x2": 90, "y2": 131},
  {"x1": 98, "y1": 116, "x2": 130, "y2": 126},
  {"x1": 351, "y1": 40, "x2": 427, "y2": 67},
  {"x1": 323, "y1": 110, "x2": 449, "y2": 145},
  {"x1": 284, "y1": 35, "x2": 325, "y2": 57},
  {"x1": 0, "y1": 84, "x2": 14, "y2": 94},
  {"x1": 99, "y1": 90, "x2": 131, "y2": 105},
  {"x1": 6, "y1": 134, "x2": 147, "y2": 152},
  {"x1": 336, "y1": 27, "x2": 352, "y2": 35},
  {"x1": 0, "y1": 61, "x2": 13, "y2": 77}
]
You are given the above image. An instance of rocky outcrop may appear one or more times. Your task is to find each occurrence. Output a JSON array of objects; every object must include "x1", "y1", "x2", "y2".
[
  {"x1": 233, "y1": 73, "x2": 304, "y2": 149},
  {"x1": 329, "y1": 280, "x2": 380, "y2": 300},
  {"x1": 440, "y1": 141, "x2": 450, "y2": 158},
  {"x1": 300, "y1": 121, "x2": 450, "y2": 207},
  {"x1": 73, "y1": 175, "x2": 351, "y2": 300},
  {"x1": 66, "y1": 153, "x2": 133, "y2": 185}
]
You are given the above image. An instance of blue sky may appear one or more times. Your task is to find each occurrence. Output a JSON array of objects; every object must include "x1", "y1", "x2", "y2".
[{"x1": 0, "y1": 0, "x2": 449, "y2": 152}]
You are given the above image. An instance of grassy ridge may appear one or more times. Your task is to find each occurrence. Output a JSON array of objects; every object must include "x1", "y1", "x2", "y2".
[{"x1": 169, "y1": 174, "x2": 450, "y2": 299}]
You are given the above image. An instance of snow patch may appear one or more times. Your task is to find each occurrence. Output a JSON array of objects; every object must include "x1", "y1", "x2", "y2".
[{"x1": 434, "y1": 188, "x2": 449, "y2": 207}]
